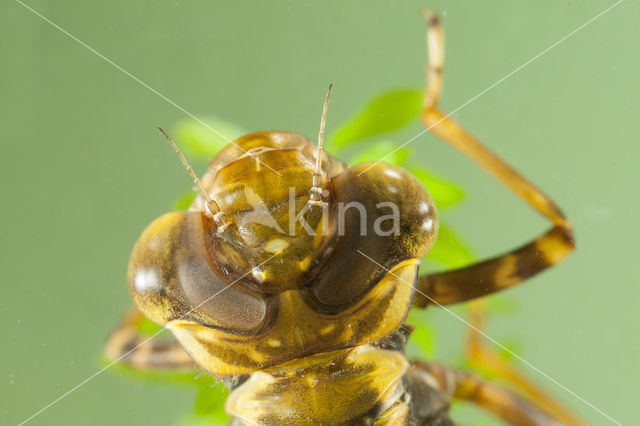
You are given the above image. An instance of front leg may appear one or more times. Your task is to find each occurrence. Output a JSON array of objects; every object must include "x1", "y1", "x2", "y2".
[
  {"x1": 412, "y1": 11, "x2": 583, "y2": 426},
  {"x1": 414, "y1": 10, "x2": 574, "y2": 307},
  {"x1": 415, "y1": 226, "x2": 574, "y2": 307},
  {"x1": 105, "y1": 307, "x2": 196, "y2": 370}
]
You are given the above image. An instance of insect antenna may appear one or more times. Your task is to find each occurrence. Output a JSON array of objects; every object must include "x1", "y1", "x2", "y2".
[
  {"x1": 309, "y1": 83, "x2": 333, "y2": 206},
  {"x1": 157, "y1": 127, "x2": 223, "y2": 221}
]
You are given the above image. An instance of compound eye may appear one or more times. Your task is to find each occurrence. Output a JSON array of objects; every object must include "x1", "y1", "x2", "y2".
[
  {"x1": 178, "y1": 256, "x2": 267, "y2": 332},
  {"x1": 128, "y1": 212, "x2": 268, "y2": 333},
  {"x1": 309, "y1": 163, "x2": 437, "y2": 307}
]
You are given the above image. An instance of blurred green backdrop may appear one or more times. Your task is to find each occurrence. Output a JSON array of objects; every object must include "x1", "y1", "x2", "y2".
[{"x1": 1, "y1": 1, "x2": 637, "y2": 425}]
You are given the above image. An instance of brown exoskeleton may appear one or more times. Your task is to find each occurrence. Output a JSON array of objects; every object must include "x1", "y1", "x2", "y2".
[{"x1": 106, "y1": 11, "x2": 583, "y2": 425}]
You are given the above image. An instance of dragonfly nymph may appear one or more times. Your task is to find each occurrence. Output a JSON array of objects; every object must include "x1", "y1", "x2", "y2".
[{"x1": 107, "y1": 11, "x2": 581, "y2": 426}]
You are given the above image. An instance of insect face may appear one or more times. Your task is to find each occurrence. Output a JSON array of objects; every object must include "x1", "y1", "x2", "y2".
[
  {"x1": 193, "y1": 131, "x2": 347, "y2": 291},
  {"x1": 127, "y1": 129, "x2": 437, "y2": 376}
]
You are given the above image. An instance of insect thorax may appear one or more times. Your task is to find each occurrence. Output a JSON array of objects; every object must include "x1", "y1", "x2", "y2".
[{"x1": 226, "y1": 345, "x2": 410, "y2": 425}]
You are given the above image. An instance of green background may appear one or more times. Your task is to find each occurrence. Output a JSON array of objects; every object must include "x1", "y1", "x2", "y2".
[{"x1": 1, "y1": 1, "x2": 637, "y2": 425}]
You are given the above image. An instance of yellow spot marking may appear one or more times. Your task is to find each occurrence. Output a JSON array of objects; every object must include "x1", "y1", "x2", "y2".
[
  {"x1": 494, "y1": 255, "x2": 520, "y2": 288},
  {"x1": 264, "y1": 238, "x2": 290, "y2": 254},
  {"x1": 342, "y1": 323, "x2": 355, "y2": 341},
  {"x1": 252, "y1": 268, "x2": 266, "y2": 282},
  {"x1": 536, "y1": 233, "x2": 572, "y2": 264},
  {"x1": 305, "y1": 376, "x2": 319, "y2": 388},
  {"x1": 298, "y1": 256, "x2": 312, "y2": 271},
  {"x1": 267, "y1": 339, "x2": 281, "y2": 347},
  {"x1": 319, "y1": 324, "x2": 335, "y2": 335}
]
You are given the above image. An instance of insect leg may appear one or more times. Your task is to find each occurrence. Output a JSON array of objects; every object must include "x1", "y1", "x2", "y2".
[
  {"x1": 411, "y1": 360, "x2": 569, "y2": 426},
  {"x1": 462, "y1": 302, "x2": 585, "y2": 425},
  {"x1": 104, "y1": 307, "x2": 196, "y2": 370},
  {"x1": 414, "y1": 226, "x2": 574, "y2": 306},
  {"x1": 413, "y1": 12, "x2": 582, "y2": 426},
  {"x1": 414, "y1": 11, "x2": 575, "y2": 306}
]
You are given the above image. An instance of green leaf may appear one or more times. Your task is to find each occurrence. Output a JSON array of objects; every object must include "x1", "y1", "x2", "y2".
[
  {"x1": 179, "y1": 410, "x2": 228, "y2": 426},
  {"x1": 328, "y1": 89, "x2": 422, "y2": 148},
  {"x1": 428, "y1": 222, "x2": 474, "y2": 268},
  {"x1": 349, "y1": 140, "x2": 411, "y2": 167},
  {"x1": 107, "y1": 360, "x2": 200, "y2": 385},
  {"x1": 136, "y1": 316, "x2": 165, "y2": 335},
  {"x1": 177, "y1": 375, "x2": 229, "y2": 426},
  {"x1": 175, "y1": 117, "x2": 246, "y2": 160},
  {"x1": 193, "y1": 376, "x2": 229, "y2": 416},
  {"x1": 172, "y1": 188, "x2": 198, "y2": 210},
  {"x1": 408, "y1": 166, "x2": 464, "y2": 208},
  {"x1": 405, "y1": 311, "x2": 436, "y2": 358}
]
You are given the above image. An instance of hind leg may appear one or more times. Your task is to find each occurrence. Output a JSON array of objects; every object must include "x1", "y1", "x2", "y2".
[
  {"x1": 464, "y1": 302, "x2": 584, "y2": 425},
  {"x1": 104, "y1": 307, "x2": 196, "y2": 370},
  {"x1": 412, "y1": 360, "x2": 574, "y2": 426}
]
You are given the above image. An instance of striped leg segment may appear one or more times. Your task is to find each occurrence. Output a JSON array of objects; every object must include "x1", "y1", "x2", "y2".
[
  {"x1": 104, "y1": 307, "x2": 196, "y2": 370},
  {"x1": 414, "y1": 226, "x2": 574, "y2": 307},
  {"x1": 411, "y1": 12, "x2": 583, "y2": 426},
  {"x1": 414, "y1": 10, "x2": 575, "y2": 307},
  {"x1": 412, "y1": 360, "x2": 566, "y2": 426}
]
